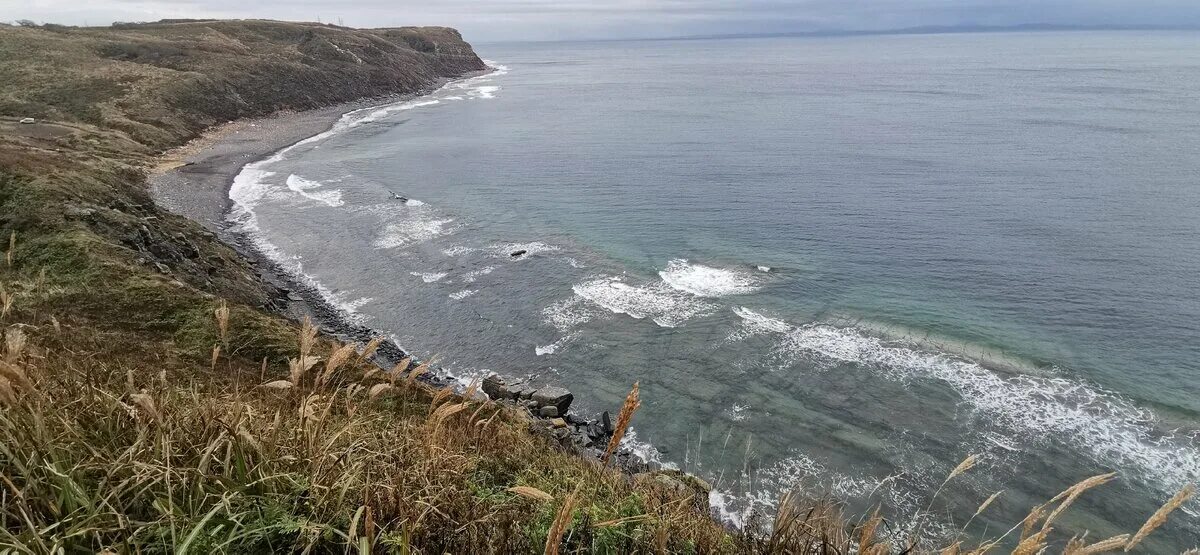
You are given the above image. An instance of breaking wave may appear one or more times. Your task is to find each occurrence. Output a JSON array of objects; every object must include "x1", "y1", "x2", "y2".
[
  {"x1": 764, "y1": 322, "x2": 1200, "y2": 499},
  {"x1": 536, "y1": 331, "x2": 580, "y2": 356},
  {"x1": 659, "y1": 259, "x2": 761, "y2": 297},
  {"x1": 285, "y1": 174, "x2": 344, "y2": 207},
  {"x1": 572, "y1": 275, "x2": 717, "y2": 328}
]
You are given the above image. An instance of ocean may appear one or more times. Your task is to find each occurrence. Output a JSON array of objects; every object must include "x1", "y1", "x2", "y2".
[{"x1": 229, "y1": 31, "x2": 1200, "y2": 548}]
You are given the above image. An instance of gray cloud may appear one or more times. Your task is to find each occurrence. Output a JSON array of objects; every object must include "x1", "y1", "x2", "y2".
[{"x1": 2, "y1": 0, "x2": 1198, "y2": 42}]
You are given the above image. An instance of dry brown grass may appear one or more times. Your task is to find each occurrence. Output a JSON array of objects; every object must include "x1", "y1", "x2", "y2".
[
  {"x1": 602, "y1": 380, "x2": 641, "y2": 466},
  {"x1": 0, "y1": 293, "x2": 1196, "y2": 553}
]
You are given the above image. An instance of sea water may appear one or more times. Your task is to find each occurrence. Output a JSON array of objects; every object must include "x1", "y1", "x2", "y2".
[{"x1": 229, "y1": 32, "x2": 1200, "y2": 549}]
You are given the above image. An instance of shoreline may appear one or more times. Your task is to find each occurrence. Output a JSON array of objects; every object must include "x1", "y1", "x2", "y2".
[
  {"x1": 148, "y1": 70, "x2": 665, "y2": 477},
  {"x1": 149, "y1": 78, "x2": 490, "y2": 380}
]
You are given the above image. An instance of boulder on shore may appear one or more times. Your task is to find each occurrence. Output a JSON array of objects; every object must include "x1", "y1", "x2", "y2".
[
  {"x1": 532, "y1": 386, "x2": 573, "y2": 414},
  {"x1": 481, "y1": 374, "x2": 508, "y2": 400},
  {"x1": 513, "y1": 383, "x2": 538, "y2": 400}
]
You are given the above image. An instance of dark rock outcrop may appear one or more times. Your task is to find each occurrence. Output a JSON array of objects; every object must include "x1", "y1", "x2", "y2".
[{"x1": 532, "y1": 386, "x2": 573, "y2": 414}]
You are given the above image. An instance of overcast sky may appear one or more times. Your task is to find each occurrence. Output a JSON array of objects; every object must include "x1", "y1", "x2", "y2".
[{"x1": 3, "y1": 0, "x2": 1199, "y2": 42}]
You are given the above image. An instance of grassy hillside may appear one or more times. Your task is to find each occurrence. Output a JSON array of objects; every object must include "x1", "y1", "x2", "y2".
[{"x1": 0, "y1": 20, "x2": 1192, "y2": 554}]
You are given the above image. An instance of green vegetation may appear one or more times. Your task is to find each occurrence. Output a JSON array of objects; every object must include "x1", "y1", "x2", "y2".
[{"x1": 0, "y1": 20, "x2": 1193, "y2": 554}]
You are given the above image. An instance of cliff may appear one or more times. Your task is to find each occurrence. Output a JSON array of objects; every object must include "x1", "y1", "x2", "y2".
[
  {"x1": 0, "y1": 20, "x2": 486, "y2": 149},
  {"x1": 0, "y1": 21, "x2": 486, "y2": 327}
]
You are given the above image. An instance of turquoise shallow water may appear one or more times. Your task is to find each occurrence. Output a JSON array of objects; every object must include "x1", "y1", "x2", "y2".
[{"x1": 231, "y1": 32, "x2": 1200, "y2": 548}]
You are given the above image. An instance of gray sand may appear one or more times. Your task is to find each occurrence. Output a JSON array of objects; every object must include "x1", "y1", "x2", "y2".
[{"x1": 149, "y1": 105, "x2": 351, "y2": 231}]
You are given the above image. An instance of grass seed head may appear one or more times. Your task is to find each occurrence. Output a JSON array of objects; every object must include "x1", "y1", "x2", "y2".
[{"x1": 602, "y1": 381, "x2": 641, "y2": 465}]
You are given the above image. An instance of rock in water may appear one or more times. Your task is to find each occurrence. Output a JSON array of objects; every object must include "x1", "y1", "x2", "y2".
[
  {"x1": 481, "y1": 374, "x2": 507, "y2": 400},
  {"x1": 532, "y1": 386, "x2": 573, "y2": 414},
  {"x1": 510, "y1": 249, "x2": 528, "y2": 257}
]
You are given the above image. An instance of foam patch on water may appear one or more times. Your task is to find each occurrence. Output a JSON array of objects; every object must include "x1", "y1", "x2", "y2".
[
  {"x1": 659, "y1": 259, "x2": 760, "y2": 297},
  {"x1": 490, "y1": 241, "x2": 560, "y2": 258},
  {"x1": 448, "y1": 289, "x2": 477, "y2": 300},
  {"x1": 349, "y1": 99, "x2": 441, "y2": 128},
  {"x1": 373, "y1": 217, "x2": 456, "y2": 249},
  {"x1": 536, "y1": 332, "x2": 580, "y2": 356},
  {"x1": 620, "y1": 428, "x2": 678, "y2": 470},
  {"x1": 770, "y1": 323, "x2": 1200, "y2": 498},
  {"x1": 285, "y1": 174, "x2": 344, "y2": 207},
  {"x1": 750, "y1": 453, "x2": 935, "y2": 542},
  {"x1": 472, "y1": 85, "x2": 500, "y2": 99},
  {"x1": 405, "y1": 198, "x2": 426, "y2": 206},
  {"x1": 572, "y1": 275, "x2": 717, "y2": 328},
  {"x1": 441, "y1": 245, "x2": 474, "y2": 256},
  {"x1": 727, "y1": 306, "x2": 793, "y2": 342},
  {"x1": 410, "y1": 271, "x2": 447, "y2": 283},
  {"x1": 442, "y1": 60, "x2": 508, "y2": 101},
  {"x1": 461, "y1": 266, "x2": 495, "y2": 283},
  {"x1": 338, "y1": 296, "x2": 374, "y2": 312},
  {"x1": 542, "y1": 296, "x2": 605, "y2": 332}
]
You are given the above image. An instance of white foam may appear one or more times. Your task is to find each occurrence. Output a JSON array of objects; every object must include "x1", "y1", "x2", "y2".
[
  {"x1": 726, "y1": 403, "x2": 750, "y2": 422},
  {"x1": 461, "y1": 266, "x2": 495, "y2": 283},
  {"x1": 227, "y1": 167, "x2": 276, "y2": 232},
  {"x1": 442, "y1": 61, "x2": 507, "y2": 101},
  {"x1": 771, "y1": 323, "x2": 1200, "y2": 497},
  {"x1": 542, "y1": 296, "x2": 604, "y2": 332},
  {"x1": 535, "y1": 331, "x2": 580, "y2": 356},
  {"x1": 481, "y1": 60, "x2": 510, "y2": 73},
  {"x1": 659, "y1": 259, "x2": 760, "y2": 297},
  {"x1": 572, "y1": 275, "x2": 716, "y2": 328},
  {"x1": 757, "y1": 265, "x2": 771, "y2": 273},
  {"x1": 405, "y1": 198, "x2": 426, "y2": 207},
  {"x1": 441, "y1": 245, "x2": 474, "y2": 256},
  {"x1": 708, "y1": 489, "x2": 752, "y2": 529},
  {"x1": 620, "y1": 428, "x2": 678, "y2": 470},
  {"x1": 373, "y1": 217, "x2": 456, "y2": 249},
  {"x1": 742, "y1": 452, "x2": 933, "y2": 543},
  {"x1": 734, "y1": 307, "x2": 792, "y2": 334},
  {"x1": 225, "y1": 71, "x2": 483, "y2": 328},
  {"x1": 490, "y1": 241, "x2": 560, "y2": 258},
  {"x1": 410, "y1": 271, "x2": 447, "y2": 283},
  {"x1": 338, "y1": 296, "x2": 374, "y2": 312},
  {"x1": 347, "y1": 99, "x2": 441, "y2": 128},
  {"x1": 285, "y1": 174, "x2": 344, "y2": 207},
  {"x1": 448, "y1": 289, "x2": 477, "y2": 300},
  {"x1": 472, "y1": 85, "x2": 500, "y2": 99}
]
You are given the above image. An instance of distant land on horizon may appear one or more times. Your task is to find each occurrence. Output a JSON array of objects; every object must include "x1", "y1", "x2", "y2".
[
  {"x1": 478, "y1": 22, "x2": 1200, "y2": 44},
  {"x1": 5, "y1": 18, "x2": 1196, "y2": 44}
]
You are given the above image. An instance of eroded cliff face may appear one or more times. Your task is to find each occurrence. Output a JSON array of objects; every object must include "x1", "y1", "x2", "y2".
[{"x1": 0, "y1": 20, "x2": 488, "y2": 149}]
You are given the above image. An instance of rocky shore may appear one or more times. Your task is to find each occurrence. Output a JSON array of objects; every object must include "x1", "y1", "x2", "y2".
[{"x1": 147, "y1": 77, "x2": 686, "y2": 482}]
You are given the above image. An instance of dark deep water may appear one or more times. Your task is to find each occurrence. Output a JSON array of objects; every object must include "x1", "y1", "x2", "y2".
[{"x1": 231, "y1": 32, "x2": 1200, "y2": 548}]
